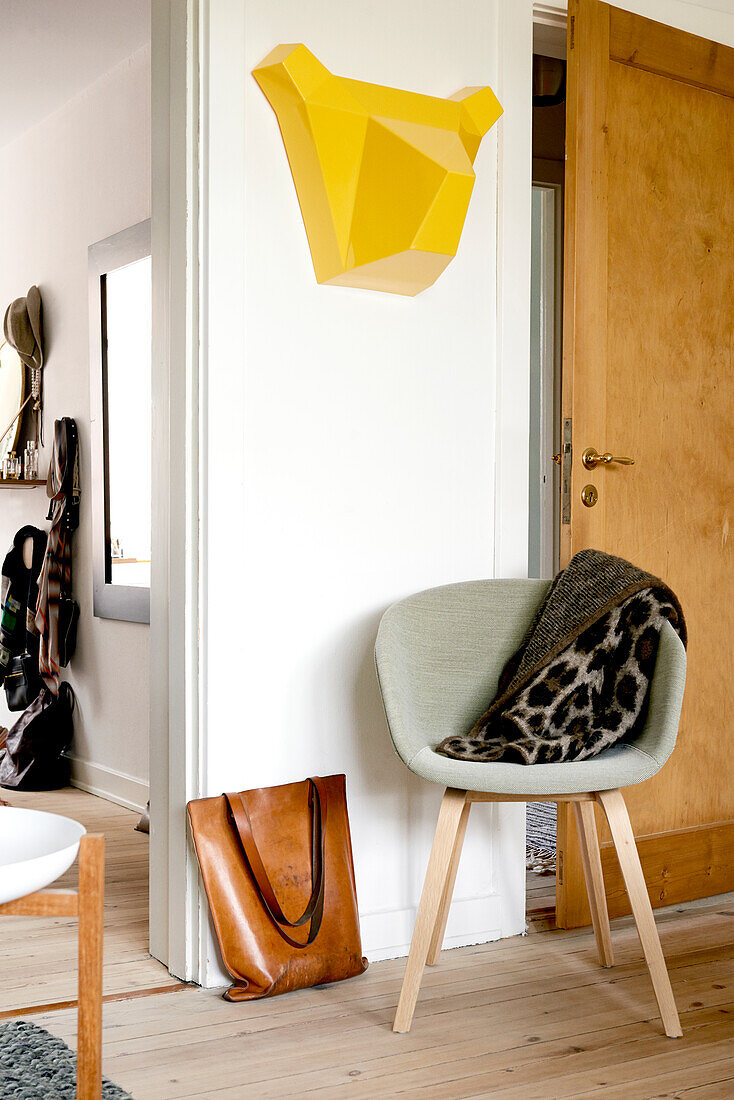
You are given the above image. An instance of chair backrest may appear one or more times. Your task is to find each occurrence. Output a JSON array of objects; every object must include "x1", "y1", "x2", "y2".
[{"x1": 375, "y1": 579, "x2": 550, "y2": 765}]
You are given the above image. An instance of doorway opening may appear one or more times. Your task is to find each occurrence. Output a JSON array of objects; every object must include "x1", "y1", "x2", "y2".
[
  {"x1": 527, "y1": 17, "x2": 566, "y2": 926},
  {"x1": 0, "y1": 0, "x2": 176, "y2": 1010}
]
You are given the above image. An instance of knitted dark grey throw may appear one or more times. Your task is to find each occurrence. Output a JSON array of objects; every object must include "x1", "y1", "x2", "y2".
[
  {"x1": 0, "y1": 1021, "x2": 132, "y2": 1099},
  {"x1": 437, "y1": 550, "x2": 686, "y2": 765}
]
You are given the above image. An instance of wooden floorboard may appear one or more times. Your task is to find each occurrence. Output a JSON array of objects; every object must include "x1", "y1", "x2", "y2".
[
  {"x1": 4, "y1": 789, "x2": 734, "y2": 1097},
  {"x1": 0, "y1": 787, "x2": 177, "y2": 1011},
  {"x1": 22, "y1": 908, "x2": 734, "y2": 1098},
  {"x1": 527, "y1": 866, "x2": 556, "y2": 919}
]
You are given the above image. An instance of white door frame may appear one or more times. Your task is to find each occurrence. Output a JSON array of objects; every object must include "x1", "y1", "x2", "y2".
[
  {"x1": 149, "y1": 0, "x2": 206, "y2": 982},
  {"x1": 529, "y1": 182, "x2": 563, "y2": 579}
]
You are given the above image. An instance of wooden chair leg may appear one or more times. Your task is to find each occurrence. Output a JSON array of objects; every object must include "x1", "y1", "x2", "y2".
[
  {"x1": 596, "y1": 790, "x2": 682, "y2": 1038},
  {"x1": 393, "y1": 788, "x2": 468, "y2": 1033},
  {"x1": 427, "y1": 800, "x2": 471, "y2": 965},
  {"x1": 77, "y1": 834, "x2": 105, "y2": 1100},
  {"x1": 574, "y1": 801, "x2": 614, "y2": 967}
]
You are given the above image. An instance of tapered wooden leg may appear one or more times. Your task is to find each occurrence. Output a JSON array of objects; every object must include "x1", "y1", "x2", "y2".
[
  {"x1": 394, "y1": 788, "x2": 468, "y2": 1033},
  {"x1": 596, "y1": 790, "x2": 681, "y2": 1038},
  {"x1": 427, "y1": 800, "x2": 471, "y2": 965},
  {"x1": 574, "y1": 800, "x2": 614, "y2": 967},
  {"x1": 77, "y1": 834, "x2": 105, "y2": 1100}
]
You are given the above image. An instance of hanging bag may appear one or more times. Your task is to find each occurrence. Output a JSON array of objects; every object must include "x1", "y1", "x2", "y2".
[
  {"x1": 0, "y1": 682, "x2": 75, "y2": 790},
  {"x1": 4, "y1": 653, "x2": 43, "y2": 712},
  {"x1": 188, "y1": 774, "x2": 368, "y2": 1000},
  {"x1": 0, "y1": 525, "x2": 47, "y2": 709}
]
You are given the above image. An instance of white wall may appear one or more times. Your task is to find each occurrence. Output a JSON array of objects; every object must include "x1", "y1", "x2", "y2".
[
  {"x1": 615, "y1": 0, "x2": 734, "y2": 41},
  {"x1": 0, "y1": 47, "x2": 151, "y2": 810},
  {"x1": 197, "y1": 0, "x2": 531, "y2": 982}
]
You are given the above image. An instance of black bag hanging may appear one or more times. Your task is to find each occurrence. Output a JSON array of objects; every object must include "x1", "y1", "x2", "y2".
[
  {"x1": 0, "y1": 682, "x2": 75, "y2": 790},
  {"x1": 4, "y1": 654, "x2": 43, "y2": 712},
  {"x1": 0, "y1": 525, "x2": 47, "y2": 708}
]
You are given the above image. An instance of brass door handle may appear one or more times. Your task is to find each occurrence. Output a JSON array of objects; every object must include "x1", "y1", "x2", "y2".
[{"x1": 582, "y1": 447, "x2": 635, "y2": 470}]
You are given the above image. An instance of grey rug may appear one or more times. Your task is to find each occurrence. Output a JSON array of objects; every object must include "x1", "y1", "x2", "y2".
[
  {"x1": 0, "y1": 1021, "x2": 132, "y2": 1099},
  {"x1": 526, "y1": 801, "x2": 556, "y2": 874}
]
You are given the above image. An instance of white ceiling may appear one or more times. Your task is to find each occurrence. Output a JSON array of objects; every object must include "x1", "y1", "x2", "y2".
[{"x1": 0, "y1": 0, "x2": 150, "y2": 149}]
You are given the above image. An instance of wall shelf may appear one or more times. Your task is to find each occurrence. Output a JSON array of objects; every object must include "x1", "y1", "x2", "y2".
[{"x1": 0, "y1": 478, "x2": 46, "y2": 489}]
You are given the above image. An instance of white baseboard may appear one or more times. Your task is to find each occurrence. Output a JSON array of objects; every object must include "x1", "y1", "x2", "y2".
[
  {"x1": 360, "y1": 893, "x2": 504, "y2": 963},
  {"x1": 200, "y1": 892, "x2": 505, "y2": 987},
  {"x1": 69, "y1": 755, "x2": 149, "y2": 815}
]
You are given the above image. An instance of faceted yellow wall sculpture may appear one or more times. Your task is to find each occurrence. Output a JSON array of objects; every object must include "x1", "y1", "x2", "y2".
[{"x1": 253, "y1": 45, "x2": 503, "y2": 296}]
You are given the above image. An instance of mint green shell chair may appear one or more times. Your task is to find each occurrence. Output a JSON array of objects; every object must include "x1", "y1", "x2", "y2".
[{"x1": 375, "y1": 579, "x2": 686, "y2": 1038}]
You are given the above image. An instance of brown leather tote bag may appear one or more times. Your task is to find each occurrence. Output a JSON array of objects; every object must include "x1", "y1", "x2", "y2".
[{"x1": 188, "y1": 774, "x2": 368, "y2": 1000}]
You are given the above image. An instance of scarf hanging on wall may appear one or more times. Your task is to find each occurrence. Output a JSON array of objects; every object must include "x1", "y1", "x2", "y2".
[{"x1": 35, "y1": 418, "x2": 80, "y2": 693}]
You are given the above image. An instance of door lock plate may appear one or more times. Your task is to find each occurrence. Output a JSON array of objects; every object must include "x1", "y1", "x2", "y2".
[
  {"x1": 581, "y1": 484, "x2": 598, "y2": 508},
  {"x1": 561, "y1": 418, "x2": 572, "y2": 525}
]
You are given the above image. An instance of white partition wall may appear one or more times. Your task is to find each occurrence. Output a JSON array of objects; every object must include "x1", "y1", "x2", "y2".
[{"x1": 189, "y1": 0, "x2": 532, "y2": 983}]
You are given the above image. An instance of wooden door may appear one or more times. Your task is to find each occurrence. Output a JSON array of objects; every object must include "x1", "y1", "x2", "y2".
[{"x1": 557, "y1": 0, "x2": 734, "y2": 928}]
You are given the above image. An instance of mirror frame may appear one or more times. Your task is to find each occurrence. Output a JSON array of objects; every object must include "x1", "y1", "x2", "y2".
[{"x1": 89, "y1": 219, "x2": 151, "y2": 624}]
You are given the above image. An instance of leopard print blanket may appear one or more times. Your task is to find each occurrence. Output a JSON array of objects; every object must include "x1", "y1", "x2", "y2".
[{"x1": 437, "y1": 551, "x2": 686, "y2": 765}]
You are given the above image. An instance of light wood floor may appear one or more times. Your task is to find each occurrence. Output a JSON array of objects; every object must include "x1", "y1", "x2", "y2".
[
  {"x1": 1, "y1": 787, "x2": 180, "y2": 1014},
  {"x1": 527, "y1": 867, "x2": 556, "y2": 918},
  {"x1": 6, "y1": 790, "x2": 734, "y2": 1098}
]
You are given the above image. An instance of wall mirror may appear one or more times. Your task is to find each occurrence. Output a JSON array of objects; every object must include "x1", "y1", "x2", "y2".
[
  {"x1": 89, "y1": 219, "x2": 151, "y2": 623},
  {"x1": 0, "y1": 341, "x2": 26, "y2": 470}
]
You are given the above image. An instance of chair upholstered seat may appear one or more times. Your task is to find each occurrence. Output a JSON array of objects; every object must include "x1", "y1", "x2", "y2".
[
  {"x1": 375, "y1": 578, "x2": 686, "y2": 795},
  {"x1": 404, "y1": 740, "x2": 666, "y2": 796}
]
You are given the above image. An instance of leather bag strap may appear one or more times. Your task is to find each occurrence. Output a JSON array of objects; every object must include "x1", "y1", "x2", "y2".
[{"x1": 225, "y1": 777, "x2": 328, "y2": 949}]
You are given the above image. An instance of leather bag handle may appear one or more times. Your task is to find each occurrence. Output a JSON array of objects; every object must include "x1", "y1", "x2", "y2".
[{"x1": 225, "y1": 777, "x2": 328, "y2": 949}]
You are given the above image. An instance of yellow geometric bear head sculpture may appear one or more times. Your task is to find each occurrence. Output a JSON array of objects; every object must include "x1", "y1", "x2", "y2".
[{"x1": 253, "y1": 45, "x2": 502, "y2": 296}]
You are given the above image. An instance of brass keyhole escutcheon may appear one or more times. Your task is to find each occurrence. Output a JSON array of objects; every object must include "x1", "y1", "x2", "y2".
[{"x1": 581, "y1": 484, "x2": 598, "y2": 508}]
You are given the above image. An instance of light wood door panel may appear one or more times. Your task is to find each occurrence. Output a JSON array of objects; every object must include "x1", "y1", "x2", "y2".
[{"x1": 557, "y1": 0, "x2": 734, "y2": 927}]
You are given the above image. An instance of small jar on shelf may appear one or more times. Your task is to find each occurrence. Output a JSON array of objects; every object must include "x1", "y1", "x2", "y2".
[
  {"x1": 23, "y1": 441, "x2": 39, "y2": 481},
  {"x1": 2, "y1": 451, "x2": 21, "y2": 479}
]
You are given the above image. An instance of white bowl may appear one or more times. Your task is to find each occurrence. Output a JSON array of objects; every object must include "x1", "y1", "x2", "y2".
[{"x1": 0, "y1": 807, "x2": 86, "y2": 905}]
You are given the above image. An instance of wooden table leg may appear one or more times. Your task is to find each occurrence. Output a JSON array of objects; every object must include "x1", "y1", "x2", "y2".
[{"x1": 77, "y1": 834, "x2": 105, "y2": 1100}]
